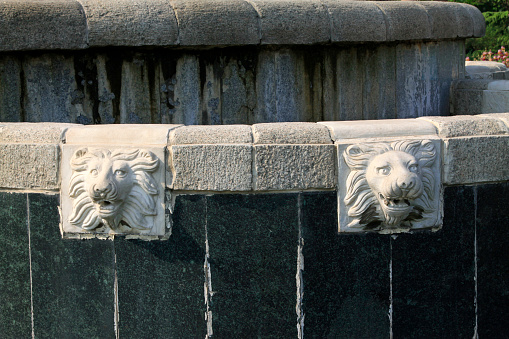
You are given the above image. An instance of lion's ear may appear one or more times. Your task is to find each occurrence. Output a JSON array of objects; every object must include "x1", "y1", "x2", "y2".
[{"x1": 70, "y1": 148, "x2": 90, "y2": 171}]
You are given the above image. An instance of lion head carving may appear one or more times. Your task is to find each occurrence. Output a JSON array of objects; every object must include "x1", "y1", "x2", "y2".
[
  {"x1": 68, "y1": 148, "x2": 160, "y2": 232},
  {"x1": 343, "y1": 140, "x2": 437, "y2": 231}
]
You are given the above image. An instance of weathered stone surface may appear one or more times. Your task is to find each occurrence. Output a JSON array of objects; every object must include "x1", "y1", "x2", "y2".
[
  {"x1": 80, "y1": 0, "x2": 178, "y2": 46},
  {"x1": 455, "y1": 79, "x2": 493, "y2": 90},
  {"x1": 169, "y1": 125, "x2": 252, "y2": 145},
  {"x1": 0, "y1": 56, "x2": 22, "y2": 122},
  {"x1": 0, "y1": 144, "x2": 59, "y2": 190},
  {"x1": 375, "y1": 2, "x2": 431, "y2": 41},
  {"x1": 452, "y1": 89, "x2": 484, "y2": 115},
  {"x1": 466, "y1": 61, "x2": 507, "y2": 76},
  {"x1": 0, "y1": 123, "x2": 74, "y2": 144},
  {"x1": 253, "y1": 123, "x2": 331, "y2": 144},
  {"x1": 458, "y1": 2, "x2": 485, "y2": 37},
  {"x1": 254, "y1": 144, "x2": 335, "y2": 190},
  {"x1": 319, "y1": 119, "x2": 437, "y2": 141},
  {"x1": 443, "y1": 136, "x2": 509, "y2": 185},
  {"x1": 170, "y1": 0, "x2": 260, "y2": 45},
  {"x1": 65, "y1": 124, "x2": 181, "y2": 145},
  {"x1": 173, "y1": 55, "x2": 202, "y2": 125},
  {"x1": 252, "y1": 0, "x2": 330, "y2": 45},
  {"x1": 0, "y1": 0, "x2": 87, "y2": 51},
  {"x1": 418, "y1": 2, "x2": 459, "y2": 39},
  {"x1": 482, "y1": 90, "x2": 509, "y2": 114},
  {"x1": 420, "y1": 115, "x2": 508, "y2": 138},
  {"x1": 323, "y1": 0, "x2": 386, "y2": 42},
  {"x1": 483, "y1": 113, "x2": 509, "y2": 129},
  {"x1": 170, "y1": 144, "x2": 252, "y2": 191}
]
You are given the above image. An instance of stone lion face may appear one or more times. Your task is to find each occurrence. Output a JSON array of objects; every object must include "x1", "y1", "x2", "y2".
[
  {"x1": 366, "y1": 151, "x2": 424, "y2": 226},
  {"x1": 68, "y1": 148, "x2": 159, "y2": 232},
  {"x1": 84, "y1": 157, "x2": 135, "y2": 219}
]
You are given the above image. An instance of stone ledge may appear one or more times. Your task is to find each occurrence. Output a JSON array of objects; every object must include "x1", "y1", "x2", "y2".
[
  {"x1": 452, "y1": 80, "x2": 509, "y2": 115},
  {"x1": 0, "y1": 116, "x2": 508, "y2": 193},
  {"x1": 0, "y1": 0, "x2": 485, "y2": 51}
]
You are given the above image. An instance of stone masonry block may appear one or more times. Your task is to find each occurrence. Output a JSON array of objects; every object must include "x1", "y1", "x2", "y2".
[
  {"x1": 452, "y1": 89, "x2": 484, "y2": 115},
  {"x1": 444, "y1": 136, "x2": 509, "y2": 185},
  {"x1": 375, "y1": 2, "x2": 431, "y2": 41},
  {"x1": 252, "y1": 0, "x2": 330, "y2": 45},
  {"x1": 417, "y1": 2, "x2": 459, "y2": 39},
  {"x1": 253, "y1": 123, "x2": 331, "y2": 144},
  {"x1": 483, "y1": 113, "x2": 509, "y2": 129},
  {"x1": 420, "y1": 115, "x2": 508, "y2": 138},
  {"x1": 0, "y1": 123, "x2": 74, "y2": 144},
  {"x1": 458, "y1": 2, "x2": 485, "y2": 37},
  {"x1": 169, "y1": 125, "x2": 252, "y2": 145},
  {"x1": 170, "y1": 145, "x2": 252, "y2": 191},
  {"x1": 322, "y1": 0, "x2": 386, "y2": 42},
  {"x1": 80, "y1": 0, "x2": 178, "y2": 46},
  {"x1": 254, "y1": 145, "x2": 335, "y2": 190},
  {"x1": 482, "y1": 91, "x2": 509, "y2": 114},
  {"x1": 170, "y1": 0, "x2": 260, "y2": 46},
  {"x1": 0, "y1": 144, "x2": 59, "y2": 190},
  {"x1": 0, "y1": 0, "x2": 87, "y2": 51}
]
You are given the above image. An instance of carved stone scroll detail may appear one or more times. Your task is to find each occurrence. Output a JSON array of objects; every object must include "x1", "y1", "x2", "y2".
[
  {"x1": 68, "y1": 147, "x2": 160, "y2": 233},
  {"x1": 341, "y1": 139, "x2": 439, "y2": 232}
]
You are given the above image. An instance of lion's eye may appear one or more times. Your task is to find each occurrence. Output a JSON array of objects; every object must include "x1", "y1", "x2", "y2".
[
  {"x1": 409, "y1": 164, "x2": 418, "y2": 173},
  {"x1": 90, "y1": 169, "x2": 98, "y2": 176},
  {"x1": 115, "y1": 169, "x2": 126, "y2": 177},
  {"x1": 377, "y1": 167, "x2": 390, "y2": 176}
]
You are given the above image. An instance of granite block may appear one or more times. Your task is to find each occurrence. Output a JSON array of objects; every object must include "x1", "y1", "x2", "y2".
[
  {"x1": 115, "y1": 195, "x2": 207, "y2": 338},
  {"x1": 391, "y1": 186, "x2": 476, "y2": 338},
  {"x1": 0, "y1": 192, "x2": 31, "y2": 338},
  {"x1": 207, "y1": 194, "x2": 299, "y2": 338},
  {"x1": 301, "y1": 191, "x2": 391, "y2": 338},
  {"x1": 477, "y1": 182, "x2": 509, "y2": 337},
  {"x1": 29, "y1": 194, "x2": 116, "y2": 338}
]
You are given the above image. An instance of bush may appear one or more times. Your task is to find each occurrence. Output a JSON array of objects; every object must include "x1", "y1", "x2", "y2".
[
  {"x1": 448, "y1": 0, "x2": 509, "y2": 12},
  {"x1": 467, "y1": 46, "x2": 509, "y2": 67},
  {"x1": 466, "y1": 11, "x2": 509, "y2": 57}
]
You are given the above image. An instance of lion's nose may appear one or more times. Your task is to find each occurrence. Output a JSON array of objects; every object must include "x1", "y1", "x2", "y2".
[
  {"x1": 93, "y1": 183, "x2": 112, "y2": 195},
  {"x1": 398, "y1": 178, "x2": 414, "y2": 189}
]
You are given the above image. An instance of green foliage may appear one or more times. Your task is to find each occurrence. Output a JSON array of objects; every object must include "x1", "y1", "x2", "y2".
[
  {"x1": 447, "y1": 0, "x2": 509, "y2": 12},
  {"x1": 466, "y1": 11, "x2": 509, "y2": 56}
]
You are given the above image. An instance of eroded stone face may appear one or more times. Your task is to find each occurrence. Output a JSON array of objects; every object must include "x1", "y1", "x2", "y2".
[
  {"x1": 339, "y1": 139, "x2": 442, "y2": 233},
  {"x1": 61, "y1": 146, "x2": 167, "y2": 238}
]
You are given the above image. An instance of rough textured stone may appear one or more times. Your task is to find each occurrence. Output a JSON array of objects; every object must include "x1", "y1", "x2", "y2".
[
  {"x1": 375, "y1": 2, "x2": 431, "y2": 41},
  {"x1": 418, "y1": 2, "x2": 459, "y2": 39},
  {"x1": 443, "y1": 136, "x2": 509, "y2": 185},
  {"x1": 0, "y1": 192, "x2": 31, "y2": 338},
  {"x1": 452, "y1": 89, "x2": 484, "y2": 115},
  {"x1": 323, "y1": 0, "x2": 386, "y2": 42},
  {"x1": 483, "y1": 113, "x2": 509, "y2": 129},
  {"x1": 170, "y1": 0, "x2": 260, "y2": 45},
  {"x1": 319, "y1": 119, "x2": 437, "y2": 141},
  {"x1": 0, "y1": 0, "x2": 87, "y2": 51},
  {"x1": 482, "y1": 90, "x2": 509, "y2": 114},
  {"x1": 458, "y1": 2, "x2": 485, "y2": 37},
  {"x1": 80, "y1": 0, "x2": 178, "y2": 47},
  {"x1": 173, "y1": 55, "x2": 202, "y2": 125},
  {"x1": 0, "y1": 122, "x2": 74, "y2": 144},
  {"x1": 0, "y1": 144, "x2": 59, "y2": 190},
  {"x1": 254, "y1": 144, "x2": 335, "y2": 190},
  {"x1": 420, "y1": 115, "x2": 508, "y2": 138},
  {"x1": 455, "y1": 79, "x2": 492, "y2": 90},
  {"x1": 252, "y1": 0, "x2": 330, "y2": 45},
  {"x1": 253, "y1": 122, "x2": 331, "y2": 144},
  {"x1": 170, "y1": 144, "x2": 252, "y2": 191},
  {"x1": 0, "y1": 56, "x2": 22, "y2": 122},
  {"x1": 169, "y1": 125, "x2": 252, "y2": 145}
]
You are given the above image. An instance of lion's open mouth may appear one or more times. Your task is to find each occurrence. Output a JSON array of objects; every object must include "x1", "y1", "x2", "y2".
[
  {"x1": 379, "y1": 193, "x2": 412, "y2": 211},
  {"x1": 93, "y1": 199, "x2": 119, "y2": 215}
]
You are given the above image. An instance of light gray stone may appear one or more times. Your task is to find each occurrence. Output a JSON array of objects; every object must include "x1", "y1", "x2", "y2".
[
  {"x1": 252, "y1": 0, "x2": 330, "y2": 45},
  {"x1": 170, "y1": 144, "x2": 252, "y2": 191},
  {"x1": 375, "y1": 2, "x2": 431, "y2": 41},
  {"x1": 482, "y1": 90, "x2": 509, "y2": 114},
  {"x1": 169, "y1": 125, "x2": 252, "y2": 145},
  {"x1": 79, "y1": 0, "x2": 178, "y2": 47},
  {"x1": 419, "y1": 115, "x2": 507, "y2": 138},
  {"x1": 444, "y1": 136, "x2": 509, "y2": 185},
  {"x1": 0, "y1": 0, "x2": 87, "y2": 51},
  {"x1": 0, "y1": 123, "x2": 74, "y2": 144},
  {"x1": 466, "y1": 61, "x2": 507, "y2": 75},
  {"x1": 0, "y1": 144, "x2": 59, "y2": 190},
  {"x1": 322, "y1": 0, "x2": 386, "y2": 42},
  {"x1": 170, "y1": 0, "x2": 260, "y2": 46},
  {"x1": 319, "y1": 119, "x2": 437, "y2": 141},
  {"x1": 254, "y1": 144, "x2": 335, "y2": 190},
  {"x1": 253, "y1": 123, "x2": 331, "y2": 144},
  {"x1": 482, "y1": 113, "x2": 509, "y2": 129}
]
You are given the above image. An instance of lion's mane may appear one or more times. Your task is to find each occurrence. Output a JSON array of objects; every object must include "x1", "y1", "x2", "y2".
[
  {"x1": 68, "y1": 148, "x2": 159, "y2": 231},
  {"x1": 343, "y1": 140, "x2": 436, "y2": 229}
]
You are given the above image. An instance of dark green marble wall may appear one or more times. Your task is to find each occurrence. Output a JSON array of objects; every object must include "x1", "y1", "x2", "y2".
[{"x1": 1, "y1": 183, "x2": 508, "y2": 338}]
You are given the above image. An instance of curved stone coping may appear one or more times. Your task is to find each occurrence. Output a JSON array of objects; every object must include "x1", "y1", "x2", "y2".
[
  {"x1": 0, "y1": 115, "x2": 508, "y2": 193},
  {"x1": 0, "y1": 0, "x2": 484, "y2": 51}
]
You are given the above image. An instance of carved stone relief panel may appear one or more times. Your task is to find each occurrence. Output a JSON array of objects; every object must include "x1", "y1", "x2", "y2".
[
  {"x1": 60, "y1": 146, "x2": 168, "y2": 238},
  {"x1": 337, "y1": 139, "x2": 442, "y2": 233}
]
